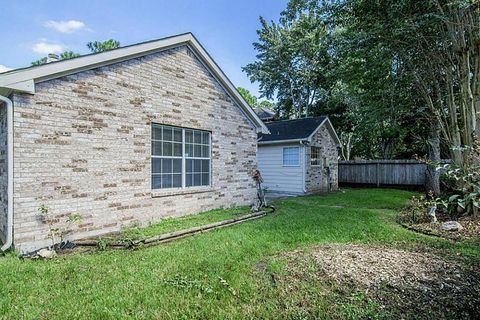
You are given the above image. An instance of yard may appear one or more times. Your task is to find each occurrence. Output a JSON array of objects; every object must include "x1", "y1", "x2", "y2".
[{"x1": 1, "y1": 189, "x2": 479, "y2": 319}]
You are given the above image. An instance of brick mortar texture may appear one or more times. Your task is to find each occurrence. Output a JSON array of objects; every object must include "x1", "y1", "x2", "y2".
[
  {"x1": 305, "y1": 125, "x2": 339, "y2": 193},
  {"x1": 11, "y1": 45, "x2": 258, "y2": 252}
]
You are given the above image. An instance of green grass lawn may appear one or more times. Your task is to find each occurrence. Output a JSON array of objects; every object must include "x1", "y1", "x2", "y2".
[{"x1": 0, "y1": 189, "x2": 478, "y2": 319}]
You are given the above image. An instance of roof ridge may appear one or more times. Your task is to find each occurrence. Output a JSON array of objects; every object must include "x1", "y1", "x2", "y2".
[
  {"x1": 0, "y1": 32, "x2": 270, "y2": 134},
  {"x1": 0, "y1": 32, "x2": 194, "y2": 76}
]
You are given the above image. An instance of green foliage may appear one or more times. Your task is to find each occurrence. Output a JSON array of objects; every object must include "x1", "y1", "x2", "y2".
[
  {"x1": 244, "y1": 9, "x2": 330, "y2": 118},
  {"x1": 237, "y1": 87, "x2": 257, "y2": 107},
  {"x1": 87, "y1": 39, "x2": 120, "y2": 53},
  {"x1": 437, "y1": 148, "x2": 480, "y2": 215},
  {"x1": 398, "y1": 193, "x2": 440, "y2": 224},
  {"x1": 2, "y1": 190, "x2": 478, "y2": 318},
  {"x1": 31, "y1": 39, "x2": 120, "y2": 65},
  {"x1": 31, "y1": 57, "x2": 48, "y2": 66},
  {"x1": 258, "y1": 100, "x2": 275, "y2": 110},
  {"x1": 245, "y1": 0, "x2": 479, "y2": 160},
  {"x1": 59, "y1": 51, "x2": 80, "y2": 60},
  {"x1": 38, "y1": 205, "x2": 82, "y2": 248},
  {"x1": 237, "y1": 87, "x2": 277, "y2": 113},
  {"x1": 31, "y1": 51, "x2": 81, "y2": 66},
  {"x1": 97, "y1": 237, "x2": 108, "y2": 251}
]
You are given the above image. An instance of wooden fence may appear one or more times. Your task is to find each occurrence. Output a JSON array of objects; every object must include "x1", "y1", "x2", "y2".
[{"x1": 338, "y1": 159, "x2": 451, "y2": 187}]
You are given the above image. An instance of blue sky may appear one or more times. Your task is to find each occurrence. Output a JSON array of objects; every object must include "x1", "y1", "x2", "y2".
[{"x1": 0, "y1": 0, "x2": 288, "y2": 98}]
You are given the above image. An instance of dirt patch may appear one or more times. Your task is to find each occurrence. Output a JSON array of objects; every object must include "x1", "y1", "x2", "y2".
[{"x1": 277, "y1": 244, "x2": 480, "y2": 319}]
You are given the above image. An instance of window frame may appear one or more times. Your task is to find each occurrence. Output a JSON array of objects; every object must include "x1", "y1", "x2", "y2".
[
  {"x1": 310, "y1": 146, "x2": 322, "y2": 166},
  {"x1": 151, "y1": 124, "x2": 211, "y2": 190},
  {"x1": 184, "y1": 128, "x2": 211, "y2": 188},
  {"x1": 282, "y1": 146, "x2": 300, "y2": 167}
]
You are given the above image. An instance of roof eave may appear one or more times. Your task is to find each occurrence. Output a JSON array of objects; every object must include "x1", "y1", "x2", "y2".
[
  {"x1": 258, "y1": 138, "x2": 307, "y2": 145},
  {"x1": 306, "y1": 117, "x2": 341, "y2": 146},
  {"x1": 0, "y1": 32, "x2": 269, "y2": 134},
  {"x1": 0, "y1": 33, "x2": 192, "y2": 89}
]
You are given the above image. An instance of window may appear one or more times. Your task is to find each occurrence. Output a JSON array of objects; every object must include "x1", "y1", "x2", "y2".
[
  {"x1": 283, "y1": 147, "x2": 300, "y2": 166},
  {"x1": 311, "y1": 146, "x2": 321, "y2": 166},
  {"x1": 185, "y1": 129, "x2": 210, "y2": 187},
  {"x1": 152, "y1": 124, "x2": 211, "y2": 189}
]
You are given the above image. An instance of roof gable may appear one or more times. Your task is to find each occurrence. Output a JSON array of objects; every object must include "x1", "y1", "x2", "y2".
[
  {"x1": 258, "y1": 116, "x2": 340, "y2": 145},
  {"x1": 0, "y1": 33, "x2": 268, "y2": 134},
  {"x1": 255, "y1": 107, "x2": 275, "y2": 121}
]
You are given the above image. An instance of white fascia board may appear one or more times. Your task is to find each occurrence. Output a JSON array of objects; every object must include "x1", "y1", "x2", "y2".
[
  {"x1": 0, "y1": 33, "x2": 192, "y2": 87},
  {"x1": 327, "y1": 118, "x2": 341, "y2": 146},
  {"x1": 258, "y1": 138, "x2": 306, "y2": 145},
  {"x1": 0, "y1": 33, "x2": 269, "y2": 133},
  {"x1": 307, "y1": 117, "x2": 341, "y2": 146},
  {"x1": 5, "y1": 80, "x2": 35, "y2": 94}
]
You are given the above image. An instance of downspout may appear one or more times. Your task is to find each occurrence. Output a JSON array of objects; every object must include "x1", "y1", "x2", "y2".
[
  {"x1": 300, "y1": 140, "x2": 308, "y2": 194},
  {"x1": 0, "y1": 95, "x2": 13, "y2": 251}
]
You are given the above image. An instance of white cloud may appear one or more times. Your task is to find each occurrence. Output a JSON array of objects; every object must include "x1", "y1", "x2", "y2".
[
  {"x1": 44, "y1": 20, "x2": 86, "y2": 33},
  {"x1": 0, "y1": 65, "x2": 12, "y2": 73},
  {"x1": 32, "y1": 41, "x2": 65, "y2": 54}
]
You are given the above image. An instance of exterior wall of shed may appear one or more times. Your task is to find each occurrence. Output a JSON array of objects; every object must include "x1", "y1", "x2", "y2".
[
  {"x1": 0, "y1": 104, "x2": 7, "y2": 243},
  {"x1": 257, "y1": 143, "x2": 305, "y2": 194},
  {"x1": 11, "y1": 45, "x2": 258, "y2": 252},
  {"x1": 305, "y1": 125, "x2": 339, "y2": 193}
]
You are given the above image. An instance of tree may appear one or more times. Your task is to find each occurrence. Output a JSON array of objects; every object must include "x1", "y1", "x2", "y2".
[
  {"x1": 237, "y1": 87, "x2": 258, "y2": 108},
  {"x1": 237, "y1": 87, "x2": 277, "y2": 113},
  {"x1": 245, "y1": 0, "x2": 430, "y2": 161},
  {"x1": 31, "y1": 57, "x2": 48, "y2": 66},
  {"x1": 331, "y1": 0, "x2": 480, "y2": 194},
  {"x1": 60, "y1": 51, "x2": 81, "y2": 60},
  {"x1": 31, "y1": 39, "x2": 120, "y2": 66},
  {"x1": 244, "y1": 9, "x2": 331, "y2": 118},
  {"x1": 258, "y1": 100, "x2": 275, "y2": 110},
  {"x1": 31, "y1": 50, "x2": 81, "y2": 66},
  {"x1": 87, "y1": 39, "x2": 120, "y2": 53}
]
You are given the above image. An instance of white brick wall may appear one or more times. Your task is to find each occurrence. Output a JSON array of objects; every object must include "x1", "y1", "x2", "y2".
[{"x1": 11, "y1": 45, "x2": 258, "y2": 252}]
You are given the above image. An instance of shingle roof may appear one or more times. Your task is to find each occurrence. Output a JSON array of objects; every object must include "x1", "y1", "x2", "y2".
[
  {"x1": 258, "y1": 116, "x2": 327, "y2": 142},
  {"x1": 255, "y1": 107, "x2": 275, "y2": 121}
]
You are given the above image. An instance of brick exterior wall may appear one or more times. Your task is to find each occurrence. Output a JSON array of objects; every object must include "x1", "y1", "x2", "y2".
[
  {"x1": 0, "y1": 104, "x2": 7, "y2": 243},
  {"x1": 11, "y1": 45, "x2": 258, "y2": 252},
  {"x1": 305, "y1": 125, "x2": 339, "y2": 193}
]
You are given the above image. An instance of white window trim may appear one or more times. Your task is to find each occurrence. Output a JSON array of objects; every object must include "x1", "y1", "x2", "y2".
[
  {"x1": 310, "y1": 146, "x2": 322, "y2": 167},
  {"x1": 282, "y1": 146, "x2": 300, "y2": 167},
  {"x1": 152, "y1": 124, "x2": 212, "y2": 190}
]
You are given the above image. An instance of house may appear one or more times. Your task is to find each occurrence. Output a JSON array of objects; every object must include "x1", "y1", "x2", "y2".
[
  {"x1": 0, "y1": 33, "x2": 268, "y2": 252},
  {"x1": 257, "y1": 117, "x2": 340, "y2": 195},
  {"x1": 254, "y1": 106, "x2": 275, "y2": 122}
]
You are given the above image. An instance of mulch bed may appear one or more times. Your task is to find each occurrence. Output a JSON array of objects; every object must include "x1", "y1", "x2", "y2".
[
  {"x1": 403, "y1": 215, "x2": 480, "y2": 242},
  {"x1": 276, "y1": 244, "x2": 480, "y2": 319}
]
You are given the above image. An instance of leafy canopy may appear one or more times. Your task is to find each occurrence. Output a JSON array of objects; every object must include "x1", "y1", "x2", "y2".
[{"x1": 31, "y1": 39, "x2": 120, "y2": 66}]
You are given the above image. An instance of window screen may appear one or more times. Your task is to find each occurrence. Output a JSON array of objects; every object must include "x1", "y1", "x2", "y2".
[
  {"x1": 283, "y1": 147, "x2": 300, "y2": 166},
  {"x1": 152, "y1": 124, "x2": 211, "y2": 189},
  {"x1": 311, "y1": 146, "x2": 321, "y2": 166}
]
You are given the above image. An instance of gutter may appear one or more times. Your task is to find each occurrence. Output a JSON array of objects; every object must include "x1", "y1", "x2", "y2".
[
  {"x1": 258, "y1": 138, "x2": 308, "y2": 145},
  {"x1": 0, "y1": 95, "x2": 13, "y2": 251}
]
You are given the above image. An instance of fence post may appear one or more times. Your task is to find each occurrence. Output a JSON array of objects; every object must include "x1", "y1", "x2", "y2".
[{"x1": 376, "y1": 162, "x2": 380, "y2": 188}]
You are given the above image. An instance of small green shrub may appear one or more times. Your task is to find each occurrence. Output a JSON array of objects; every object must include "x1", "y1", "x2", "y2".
[{"x1": 38, "y1": 204, "x2": 82, "y2": 249}]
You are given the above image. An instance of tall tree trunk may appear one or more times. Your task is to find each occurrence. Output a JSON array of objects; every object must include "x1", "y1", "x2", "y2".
[{"x1": 426, "y1": 121, "x2": 441, "y2": 197}]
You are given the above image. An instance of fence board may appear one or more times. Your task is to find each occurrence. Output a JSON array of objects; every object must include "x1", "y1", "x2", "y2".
[{"x1": 338, "y1": 159, "x2": 451, "y2": 186}]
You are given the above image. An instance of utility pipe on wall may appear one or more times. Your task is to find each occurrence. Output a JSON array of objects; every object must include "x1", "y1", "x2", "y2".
[{"x1": 0, "y1": 95, "x2": 13, "y2": 251}]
